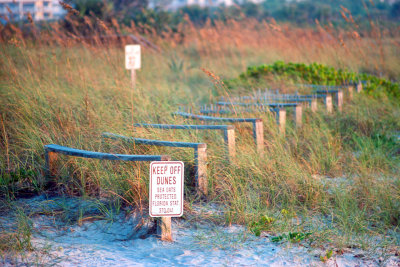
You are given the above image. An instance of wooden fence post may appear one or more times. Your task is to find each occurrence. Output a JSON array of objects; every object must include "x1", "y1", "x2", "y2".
[
  {"x1": 45, "y1": 150, "x2": 58, "y2": 177},
  {"x1": 336, "y1": 90, "x2": 343, "y2": 112},
  {"x1": 357, "y1": 82, "x2": 363, "y2": 93},
  {"x1": 277, "y1": 109, "x2": 286, "y2": 134},
  {"x1": 44, "y1": 150, "x2": 50, "y2": 177},
  {"x1": 348, "y1": 86, "x2": 354, "y2": 100},
  {"x1": 253, "y1": 119, "x2": 264, "y2": 155},
  {"x1": 224, "y1": 127, "x2": 236, "y2": 159},
  {"x1": 295, "y1": 105, "x2": 303, "y2": 127},
  {"x1": 325, "y1": 94, "x2": 333, "y2": 113},
  {"x1": 311, "y1": 98, "x2": 318, "y2": 112},
  {"x1": 194, "y1": 145, "x2": 208, "y2": 196}
]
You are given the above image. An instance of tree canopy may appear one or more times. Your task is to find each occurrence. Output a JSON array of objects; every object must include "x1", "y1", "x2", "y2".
[{"x1": 64, "y1": 0, "x2": 400, "y2": 31}]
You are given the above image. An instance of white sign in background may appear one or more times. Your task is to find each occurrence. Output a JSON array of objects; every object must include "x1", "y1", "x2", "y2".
[
  {"x1": 125, "y1": 45, "x2": 141, "y2": 70},
  {"x1": 149, "y1": 161, "x2": 184, "y2": 217}
]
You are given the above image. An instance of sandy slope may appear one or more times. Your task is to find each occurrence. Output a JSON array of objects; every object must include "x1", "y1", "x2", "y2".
[{"x1": 1, "y1": 196, "x2": 399, "y2": 266}]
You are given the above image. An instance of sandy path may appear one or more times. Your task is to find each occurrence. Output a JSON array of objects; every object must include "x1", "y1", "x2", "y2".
[{"x1": 1, "y1": 196, "x2": 399, "y2": 266}]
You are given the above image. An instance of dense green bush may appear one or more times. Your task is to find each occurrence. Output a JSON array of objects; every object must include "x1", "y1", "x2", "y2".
[{"x1": 225, "y1": 61, "x2": 400, "y2": 101}]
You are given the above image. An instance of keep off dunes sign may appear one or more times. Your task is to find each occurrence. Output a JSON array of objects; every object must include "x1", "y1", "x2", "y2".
[{"x1": 149, "y1": 161, "x2": 184, "y2": 217}]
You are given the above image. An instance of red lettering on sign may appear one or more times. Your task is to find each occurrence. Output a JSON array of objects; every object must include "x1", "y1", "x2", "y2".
[{"x1": 157, "y1": 176, "x2": 177, "y2": 185}]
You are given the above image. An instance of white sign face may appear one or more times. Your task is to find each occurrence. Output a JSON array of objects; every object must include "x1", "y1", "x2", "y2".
[
  {"x1": 125, "y1": 45, "x2": 141, "y2": 70},
  {"x1": 149, "y1": 161, "x2": 184, "y2": 217}
]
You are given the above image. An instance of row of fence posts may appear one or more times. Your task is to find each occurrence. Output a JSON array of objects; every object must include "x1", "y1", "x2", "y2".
[{"x1": 44, "y1": 77, "x2": 364, "y2": 242}]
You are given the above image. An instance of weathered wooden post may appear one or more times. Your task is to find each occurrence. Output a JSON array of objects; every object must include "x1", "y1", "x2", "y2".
[
  {"x1": 224, "y1": 127, "x2": 236, "y2": 159},
  {"x1": 125, "y1": 45, "x2": 141, "y2": 88},
  {"x1": 44, "y1": 148, "x2": 57, "y2": 178},
  {"x1": 311, "y1": 98, "x2": 318, "y2": 112},
  {"x1": 348, "y1": 86, "x2": 354, "y2": 100},
  {"x1": 194, "y1": 144, "x2": 208, "y2": 196},
  {"x1": 277, "y1": 108, "x2": 286, "y2": 134},
  {"x1": 357, "y1": 82, "x2": 363, "y2": 93},
  {"x1": 335, "y1": 90, "x2": 344, "y2": 112},
  {"x1": 253, "y1": 119, "x2": 264, "y2": 155},
  {"x1": 325, "y1": 94, "x2": 333, "y2": 113},
  {"x1": 295, "y1": 105, "x2": 303, "y2": 127}
]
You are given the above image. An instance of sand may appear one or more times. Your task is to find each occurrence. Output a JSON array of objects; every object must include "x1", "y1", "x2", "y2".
[{"x1": 1, "y1": 196, "x2": 399, "y2": 266}]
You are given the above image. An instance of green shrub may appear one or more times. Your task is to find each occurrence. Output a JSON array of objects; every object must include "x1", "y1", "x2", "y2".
[{"x1": 225, "y1": 61, "x2": 400, "y2": 101}]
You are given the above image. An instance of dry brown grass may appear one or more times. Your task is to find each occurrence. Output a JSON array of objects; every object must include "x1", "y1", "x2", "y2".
[
  {"x1": 1, "y1": 14, "x2": 399, "y2": 79},
  {"x1": 0, "y1": 13, "x2": 399, "y2": 252}
]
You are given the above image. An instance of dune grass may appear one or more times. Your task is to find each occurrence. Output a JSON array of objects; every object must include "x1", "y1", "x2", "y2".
[{"x1": 0, "y1": 17, "x2": 399, "y2": 255}]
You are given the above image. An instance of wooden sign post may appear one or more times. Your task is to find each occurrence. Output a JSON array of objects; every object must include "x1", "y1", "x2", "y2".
[
  {"x1": 125, "y1": 45, "x2": 141, "y2": 88},
  {"x1": 150, "y1": 161, "x2": 184, "y2": 242}
]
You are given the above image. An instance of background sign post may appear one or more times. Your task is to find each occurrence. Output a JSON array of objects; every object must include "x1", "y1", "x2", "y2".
[{"x1": 125, "y1": 45, "x2": 141, "y2": 88}]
